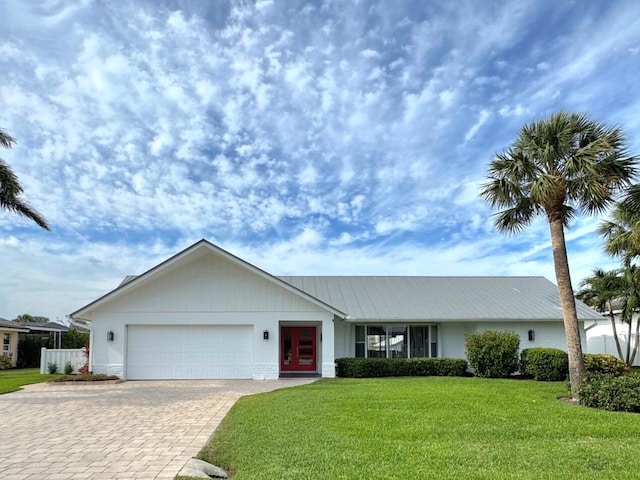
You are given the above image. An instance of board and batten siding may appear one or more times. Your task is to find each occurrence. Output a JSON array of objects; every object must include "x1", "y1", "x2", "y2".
[
  {"x1": 106, "y1": 253, "x2": 327, "y2": 314},
  {"x1": 88, "y1": 250, "x2": 335, "y2": 379}
]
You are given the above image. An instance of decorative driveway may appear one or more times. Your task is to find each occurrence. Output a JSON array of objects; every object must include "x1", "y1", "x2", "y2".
[{"x1": 0, "y1": 378, "x2": 315, "y2": 479}]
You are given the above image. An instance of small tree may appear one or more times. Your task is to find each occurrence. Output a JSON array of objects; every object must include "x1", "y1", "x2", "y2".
[{"x1": 465, "y1": 330, "x2": 520, "y2": 378}]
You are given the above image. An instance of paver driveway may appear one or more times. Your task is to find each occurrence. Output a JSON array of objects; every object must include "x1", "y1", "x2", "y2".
[{"x1": 0, "y1": 378, "x2": 316, "y2": 479}]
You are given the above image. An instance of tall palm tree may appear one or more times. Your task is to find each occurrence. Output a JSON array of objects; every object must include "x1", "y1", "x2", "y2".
[
  {"x1": 598, "y1": 201, "x2": 640, "y2": 266},
  {"x1": 576, "y1": 268, "x2": 624, "y2": 361},
  {"x1": 480, "y1": 111, "x2": 638, "y2": 399},
  {"x1": 0, "y1": 128, "x2": 49, "y2": 230}
]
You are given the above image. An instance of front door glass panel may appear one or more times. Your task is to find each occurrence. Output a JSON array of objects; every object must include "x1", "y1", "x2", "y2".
[{"x1": 281, "y1": 326, "x2": 317, "y2": 371}]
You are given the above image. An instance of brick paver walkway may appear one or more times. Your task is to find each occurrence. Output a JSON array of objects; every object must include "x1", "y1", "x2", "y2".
[{"x1": 0, "y1": 378, "x2": 315, "y2": 479}]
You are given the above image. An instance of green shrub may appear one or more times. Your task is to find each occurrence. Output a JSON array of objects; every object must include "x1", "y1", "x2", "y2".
[
  {"x1": 579, "y1": 373, "x2": 640, "y2": 412},
  {"x1": 0, "y1": 355, "x2": 12, "y2": 370},
  {"x1": 64, "y1": 361, "x2": 74, "y2": 375},
  {"x1": 465, "y1": 330, "x2": 520, "y2": 378},
  {"x1": 584, "y1": 353, "x2": 628, "y2": 376},
  {"x1": 47, "y1": 362, "x2": 58, "y2": 374},
  {"x1": 521, "y1": 348, "x2": 568, "y2": 381},
  {"x1": 335, "y1": 358, "x2": 468, "y2": 378}
]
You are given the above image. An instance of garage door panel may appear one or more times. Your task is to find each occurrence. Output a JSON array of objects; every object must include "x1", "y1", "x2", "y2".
[{"x1": 127, "y1": 325, "x2": 253, "y2": 379}]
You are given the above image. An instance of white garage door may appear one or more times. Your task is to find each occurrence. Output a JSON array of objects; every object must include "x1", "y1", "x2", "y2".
[{"x1": 126, "y1": 325, "x2": 253, "y2": 380}]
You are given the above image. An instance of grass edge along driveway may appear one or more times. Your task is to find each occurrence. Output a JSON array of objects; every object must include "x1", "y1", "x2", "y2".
[
  {"x1": 195, "y1": 377, "x2": 640, "y2": 480},
  {"x1": 0, "y1": 368, "x2": 60, "y2": 394}
]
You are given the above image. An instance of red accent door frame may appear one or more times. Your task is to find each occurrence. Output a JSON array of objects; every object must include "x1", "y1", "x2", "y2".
[{"x1": 281, "y1": 326, "x2": 317, "y2": 371}]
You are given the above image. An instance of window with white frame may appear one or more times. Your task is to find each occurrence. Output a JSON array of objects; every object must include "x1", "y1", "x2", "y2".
[
  {"x1": 355, "y1": 325, "x2": 437, "y2": 358},
  {"x1": 3, "y1": 333, "x2": 10, "y2": 355}
]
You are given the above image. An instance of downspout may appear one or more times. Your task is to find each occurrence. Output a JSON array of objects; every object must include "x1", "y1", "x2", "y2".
[{"x1": 67, "y1": 315, "x2": 93, "y2": 373}]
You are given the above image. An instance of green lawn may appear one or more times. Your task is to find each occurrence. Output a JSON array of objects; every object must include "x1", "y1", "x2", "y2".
[
  {"x1": 0, "y1": 368, "x2": 59, "y2": 394},
  {"x1": 196, "y1": 377, "x2": 640, "y2": 480}
]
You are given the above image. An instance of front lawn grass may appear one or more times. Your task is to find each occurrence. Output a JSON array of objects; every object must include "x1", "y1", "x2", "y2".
[
  {"x1": 196, "y1": 377, "x2": 640, "y2": 480},
  {"x1": 0, "y1": 368, "x2": 60, "y2": 394}
]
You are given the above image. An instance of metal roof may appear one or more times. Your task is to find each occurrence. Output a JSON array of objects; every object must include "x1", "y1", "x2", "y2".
[{"x1": 278, "y1": 276, "x2": 603, "y2": 322}]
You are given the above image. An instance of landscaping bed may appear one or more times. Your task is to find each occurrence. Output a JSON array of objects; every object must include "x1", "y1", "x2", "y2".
[{"x1": 49, "y1": 373, "x2": 121, "y2": 383}]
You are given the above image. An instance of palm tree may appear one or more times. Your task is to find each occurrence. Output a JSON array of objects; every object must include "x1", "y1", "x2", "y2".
[
  {"x1": 576, "y1": 268, "x2": 624, "y2": 361},
  {"x1": 0, "y1": 128, "x2": 49, "y2": 230},
  {"x1": 480, "y1": 111, "x2": 638, "y2": 399},
  {"x1": 598, "y1": 201, "x2": 640, "y2": 266}
]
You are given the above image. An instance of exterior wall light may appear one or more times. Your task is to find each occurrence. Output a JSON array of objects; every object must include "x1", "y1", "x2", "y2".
[
  {"x1": 107, "y1": 330, "x2": 115, "y2": 342},
  {"x1": 528, "y1": 329, "x2": 535, "y2": 342},
  {"x1": 263, "y1": 330, "x2": 269, "y2": 340}
]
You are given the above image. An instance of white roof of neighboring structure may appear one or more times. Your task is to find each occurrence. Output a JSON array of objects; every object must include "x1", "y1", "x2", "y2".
[{"x1": 278, "y1": 276, "x2": 603, "y2": 322}]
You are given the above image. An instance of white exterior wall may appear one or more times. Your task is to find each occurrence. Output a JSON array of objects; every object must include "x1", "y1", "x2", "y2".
[
  {"x1": 440, "y1": 321, "x2": 586, "y2": 359},
  {"x1": 333, "y1": 320, "x2": 351, "y2": 358},
  {"x1": 88, "y1": 252, "x2": 335, "y2": 379}
]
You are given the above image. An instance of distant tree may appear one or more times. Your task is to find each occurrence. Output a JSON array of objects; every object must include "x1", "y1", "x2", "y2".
[
  {"x1": 13, "y1": 313, "x2": 49, "y2": 323},
  {"x1": 598, "y1": 201, "x2": 640, "y2": 266},
  {"x1": 62, "y1": 326, "x2": 90, "y2": 349},
  {"x1": 0, "y1": 128, "x2": 49, "y2": 230},
  {"x1": 480, "y1": 111, "x2": 638, "y2": 399},
  {"x1": 576, "y1": 268, "x2": 625, "y2": 361}
]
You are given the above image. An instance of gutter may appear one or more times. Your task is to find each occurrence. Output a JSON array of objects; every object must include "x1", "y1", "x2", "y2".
[{"x1": 584, "y1": 319, "x2": 602, "y2": 331}]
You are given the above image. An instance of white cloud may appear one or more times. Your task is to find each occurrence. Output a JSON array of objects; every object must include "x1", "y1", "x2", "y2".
[{"x1": 0, "y1": 0, "x2": 639, "y2": 320}]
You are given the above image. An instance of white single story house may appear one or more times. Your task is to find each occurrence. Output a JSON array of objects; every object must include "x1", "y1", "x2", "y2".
[
  {"x1": 586, "y1": 314, "x2": 640, "y2": 366},
  {"x1": 70, "y1": 239, "x2": 602, "y2": 380}
]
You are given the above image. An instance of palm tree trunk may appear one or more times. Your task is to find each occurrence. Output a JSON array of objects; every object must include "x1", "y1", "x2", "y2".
[
  {"x1": 548, "y1": 218, "x2": 585, "y2": 400},
  {"x1": 608, "y1": 301, "x2": 625, "y2": 361},
  {"x1": 630, "y1": 315, "x2": 640, "y2": 366},
  {"x1": 626, "y1": 320, "x2": 633, "y2": 365}
]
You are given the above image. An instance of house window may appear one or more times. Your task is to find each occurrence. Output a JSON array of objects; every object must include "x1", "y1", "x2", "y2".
[
  {"x1": 3, "y1": 333, "x2": 9, "y2": 355},
  {"x1": 357, "y1": 325, "x2": 437, "y2": 359},
  {"x1": 355, "y1": 326, "x2": 365, "y2": 357},
  {"x1": 367, "y1": 326, "x2": 387, "y2": 358},
  {"x1": 410, "y1": 326, "x2": 429, "y2": 357},
  {"x1": 388, "y1": 326, "x2": 407, "y2": 358}
]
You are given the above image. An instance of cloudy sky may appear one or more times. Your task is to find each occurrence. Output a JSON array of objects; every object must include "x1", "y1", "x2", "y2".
[{"x1": 1, "y1": 0, "x2": 640, "y2": 322}]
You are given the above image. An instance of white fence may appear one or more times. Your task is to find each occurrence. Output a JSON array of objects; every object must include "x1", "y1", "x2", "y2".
[{"x1": 40, "y1": 348, "x2": 85, "y2": 374}]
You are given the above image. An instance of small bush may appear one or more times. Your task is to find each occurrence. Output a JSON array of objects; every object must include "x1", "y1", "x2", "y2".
[
  {"x1": 335, "y1": 357, "x2": 468, "y2": 378},
  {"x1": 579, "y1": 373, "x2": 640, "y2": 412},
  {"x1": 521, "y1": 348, "x2": 568, "y2": 381},
  {"x1": 47, "y1": 362, "x2": 59, "y2": 374},
  {"x1": 465, "y1": 330, "x2": 520, "y2": 378},
  {"x1": 64, "y1": 361, "x2": 74, "y2": 375},
  {"x1": 584, "y1": 353, "x2": 628, "y2": 376},
  {"x1": 0, "y1": 355, "x2": 12, "y2": 370}
]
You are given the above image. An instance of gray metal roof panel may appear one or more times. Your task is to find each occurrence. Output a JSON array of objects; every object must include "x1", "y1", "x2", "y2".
[{"x1": 278, "y1": 276, "x2": 602, "y2": 322}]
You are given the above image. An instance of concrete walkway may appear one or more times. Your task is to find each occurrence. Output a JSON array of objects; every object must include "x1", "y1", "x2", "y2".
[{"x1": 0, "y1": 378, "x2": 316, "y2": 479}]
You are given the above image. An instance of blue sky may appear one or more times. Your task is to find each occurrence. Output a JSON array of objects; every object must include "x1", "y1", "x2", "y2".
[{"x1": 1, "y1": 0, "x2": 640, "y2": 322}]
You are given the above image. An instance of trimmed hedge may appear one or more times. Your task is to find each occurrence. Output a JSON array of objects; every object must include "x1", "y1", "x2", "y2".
[
  {"x1": 465, "y1": 330, "x2": 520, "y2": 378},
  {"x1": 579, "y1": 373, "x2": 640, "y2": 412},
  {"x1": 335, "y1": 357, "x2": 468, "y2": 378},
  {"x1": 584, "y1": 353, "x2": 628, "y2": 376},
  {"x1": 521, "y1": 348, "x2": 568, "y2": 381}
]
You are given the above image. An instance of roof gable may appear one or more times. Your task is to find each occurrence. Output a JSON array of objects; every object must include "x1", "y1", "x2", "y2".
[{"x1": 70, "y1": 239, "x2": 345, "y2": 319}]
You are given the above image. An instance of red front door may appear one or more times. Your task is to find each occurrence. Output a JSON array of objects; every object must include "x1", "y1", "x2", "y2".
[{"x1": 281, "y1": 326, "x2": 317, "y2": 371}]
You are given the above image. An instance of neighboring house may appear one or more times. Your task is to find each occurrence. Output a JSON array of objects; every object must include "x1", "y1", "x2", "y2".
[
  {"x1": 0, "y1": 318, "x2": 29, "y2": 367},
  {"x1": 70, "y1": 239, "x2": 602, "y2": 380},
  {"x1": 15, "y1": 321, "x2": 69, "y2": 348},
  {"x1": 585, "y1": 314, "x2": 640, "y2": 366}
]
